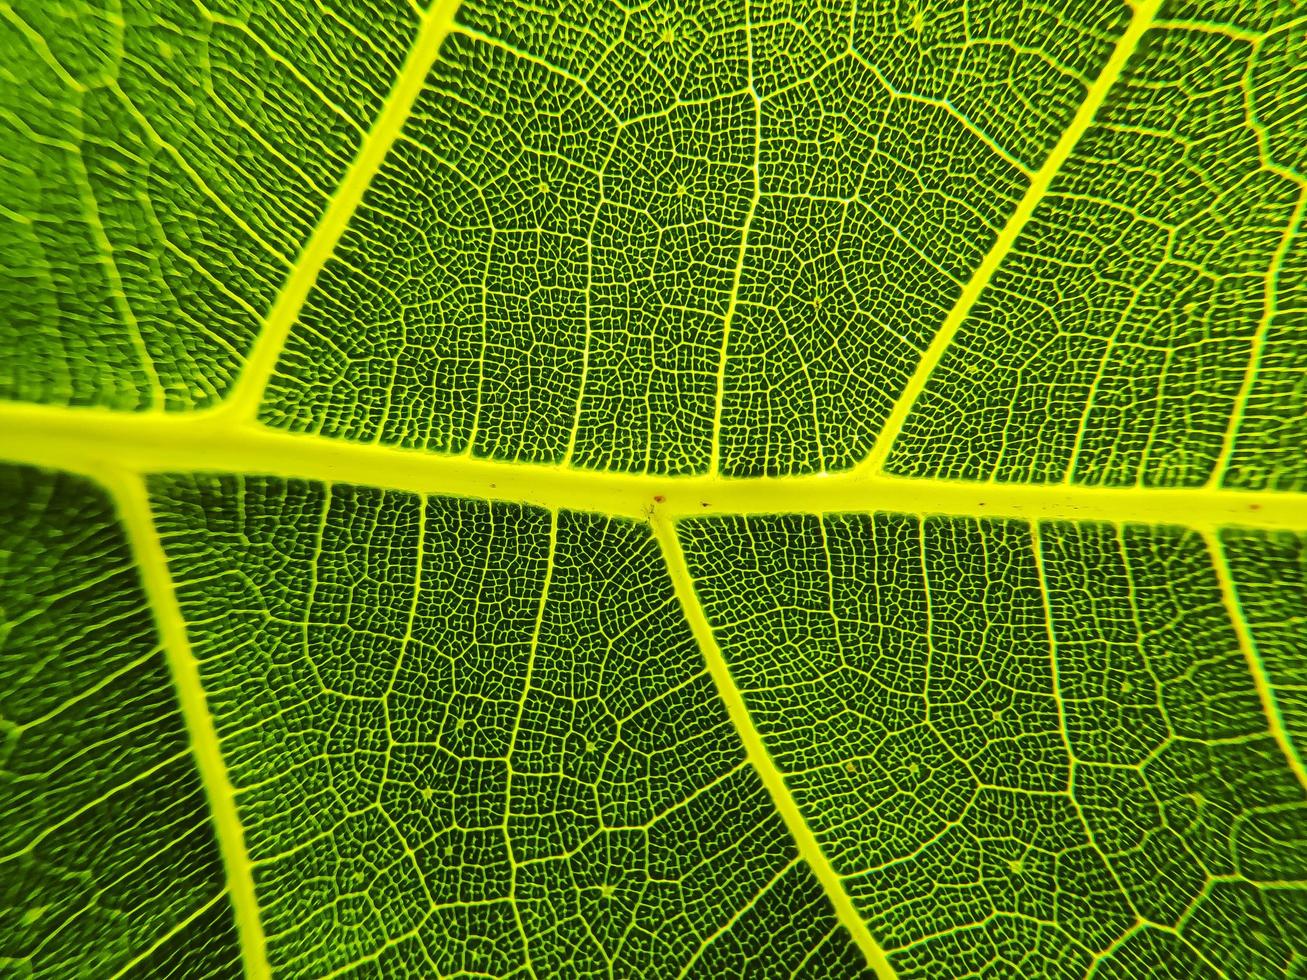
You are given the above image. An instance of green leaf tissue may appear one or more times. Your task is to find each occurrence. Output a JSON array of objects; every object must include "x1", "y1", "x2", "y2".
[{"x1": 1, "y1": 0, "x2": 1303, "y2": 976}]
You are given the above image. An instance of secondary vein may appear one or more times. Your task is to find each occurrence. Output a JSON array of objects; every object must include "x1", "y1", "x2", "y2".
[
  {"x1": 651, "y1": 512, "x2": 900, "y2": 980},
  {"x1": 859, "y1": 0, "x2": 1163, "y2": 476},
  {"x1": 708, "y1": 0, "x2": 762, "y2": 476},
  {"x1": 219, "y1": 0, "x2": 464, "y2": 422},
  {"x1": 103, "y1": 469, "x2": 270, "y2": 979},
  {"x1": 1205, "y1": 528, "x2": 1307, "y2": 793}
]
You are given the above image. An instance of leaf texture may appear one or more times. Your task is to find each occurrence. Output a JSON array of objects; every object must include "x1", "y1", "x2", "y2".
[
  {"x1": 0, "y1": 0, "x2": 1303, "y2": 977},
  {"x1": 0, "y1": 0, "x2": 419, "y2": 409},
  {"x1": 0, "y1": 466, "x2": 240, "y2": 977}
]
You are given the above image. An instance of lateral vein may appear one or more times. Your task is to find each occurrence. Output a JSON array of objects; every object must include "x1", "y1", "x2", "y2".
[
  {"x1": 1205, "y1": 529, "x2": 1307, "y2": 793},
  {"x1": 103, "y1": 470, "x2": 270, "y2": 979},
  {"x1": 1209, "y1": 187, "x2": 1306, "y2": 487},
  {"x1": 709, "y1": 0, "x2": 762, "y2": 476},
  {"x1": 219, "y1": 0, "x2": 463, "y2": 421},
  {"x1": 860, "y1": 0, "x2": 1163, "y2": 475},
  {"x1": 651, "y1": 513, "x2": 899, "y2": 979}
]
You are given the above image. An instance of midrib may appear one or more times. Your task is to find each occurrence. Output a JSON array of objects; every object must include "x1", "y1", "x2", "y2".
[{"x1": 2, "y1": 402, "x2": 1302, "y2": 531}]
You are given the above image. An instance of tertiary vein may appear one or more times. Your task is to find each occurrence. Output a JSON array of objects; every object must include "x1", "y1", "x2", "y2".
[
  {"x1": 708, "y1": 0, "x2": 763, "y2": 476},
  {"x1": 1209, "y1": 188, "x2": 1307, "y2": 488}
]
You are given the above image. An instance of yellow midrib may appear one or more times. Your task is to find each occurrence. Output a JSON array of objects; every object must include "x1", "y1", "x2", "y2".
[
  {"x1": 11, "y1": 404, "x2": 1301, "y2": 979},
  {"x1": 2, "y1": 402, "x2": 1303, "y2": 531}
]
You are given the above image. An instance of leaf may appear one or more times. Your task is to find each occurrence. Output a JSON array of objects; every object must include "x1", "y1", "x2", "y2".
[{"x1": 0, "y1": 0, "x2": 1303, "y2": 977}]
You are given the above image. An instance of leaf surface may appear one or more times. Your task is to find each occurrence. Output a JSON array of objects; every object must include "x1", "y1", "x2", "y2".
[{"x1": 0, "y1": 0, "x2": 1304, "y2": 977}]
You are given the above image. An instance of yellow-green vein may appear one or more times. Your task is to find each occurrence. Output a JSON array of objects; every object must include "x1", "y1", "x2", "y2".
[
  {"x1": 1205, "y1": 528, "x2": 1307, "y2": 793},
  {"x1": 861, "y1": 0, "x2": 1163, "y2": 475},
  {"x1": 103, "y1": 470, "x2": 269, "y2": 979},
  {"x1": 1210, "y1": 188, "x2": 1306, "y2": 487},
  {"x1": 1, "y1": 402, "x2": 1304, "y2": 531},
  {"x1": 220, "y1": 0, "x2": 465, "y2": 421},
  {"x1": 505, "y1": 508, "x2": 558, "y2": 979},
  {"x1": 651, "y1": 512, "x2": 899, "y2": 980},
  {"x1": 708, "y1": 0, "x2": 763, "y2": 476}
]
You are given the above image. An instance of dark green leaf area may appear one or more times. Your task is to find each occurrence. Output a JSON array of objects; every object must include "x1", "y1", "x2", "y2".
[
  {"x1": 151, "y1": 474, "x2": 871, "y2": 978},
  {"x1": 681, "y1": 513, "x2": 1307, "y2": 979}
]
